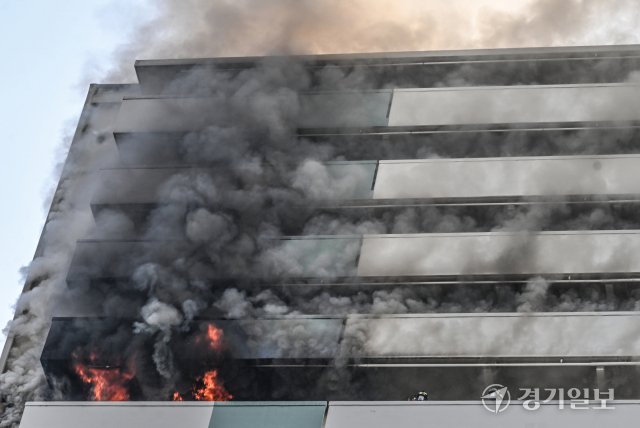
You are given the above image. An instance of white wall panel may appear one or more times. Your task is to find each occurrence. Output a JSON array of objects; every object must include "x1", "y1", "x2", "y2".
[
  {"x1": 19, "y1": 402, "x2": 213, "y2": 428},
  {"x1": 373, "y1": 155, "x2": 640, "y2": 199},
  {"x1": 357, "y1": 231, "x2": 640, "y2": 276},
  {"x1": 388, "y1": 84, "x2": 640, "y2": 126},
  {"x1": 325, "y1": 401, "x2": 640, "y2": 428},
  {"x1": 342, "y1": 313, "x2": 640, "y2": 358}
]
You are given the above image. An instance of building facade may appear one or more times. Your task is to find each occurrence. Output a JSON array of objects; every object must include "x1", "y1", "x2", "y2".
[{"x1": 6, "y1": 45, "x2": 640, "y2": 426}]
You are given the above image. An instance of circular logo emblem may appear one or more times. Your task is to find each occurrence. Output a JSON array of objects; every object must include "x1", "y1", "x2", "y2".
[{"x1": 481, "y1": 384, "x2": 511, "y2": 413}]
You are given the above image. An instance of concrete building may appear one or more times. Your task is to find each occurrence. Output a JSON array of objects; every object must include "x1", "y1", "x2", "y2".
[{"x1": 7, "y1": 44, "x2": 640, "y2": 426}]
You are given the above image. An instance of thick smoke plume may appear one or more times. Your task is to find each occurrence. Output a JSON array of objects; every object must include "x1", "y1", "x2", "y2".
[
  {"x1": 4, "y1": 0, "x2": 640, "y2": 426},
  {"x1": 98, "y1": 0, "x2": 640, "y2": 83}
]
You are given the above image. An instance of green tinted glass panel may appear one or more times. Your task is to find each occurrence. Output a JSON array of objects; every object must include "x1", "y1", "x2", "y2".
[
  {"x1": 324, "y1": 162, "x2": 376, "y2": 200},
  {"x1": 274, "y1": 237, "x2": 362, "y2": 277},
  {"x1": 209, "y1": 402, "x2": 327, "y2": 428},
  {"x1": 297, "y1": 91, "x2": 391, "y2": 128}
]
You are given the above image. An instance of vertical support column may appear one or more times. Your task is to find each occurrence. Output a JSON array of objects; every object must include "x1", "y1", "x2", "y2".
[
  {"x1": 605, "y1": 284, "x2": 615, "y2": 302},
  {"x1": 321, "y1": 403, "x2": 330, "y2": 428},
  {"x1": 483, "y1": 367, "x2": 494, "y2": 386},
  {"x1": 596, "y1": 366, "x2": 606, "y2": 391}
]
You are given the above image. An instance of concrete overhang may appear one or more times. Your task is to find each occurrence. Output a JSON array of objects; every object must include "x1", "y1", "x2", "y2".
[{"x1": 134, "y1": 45, "x2": 640, "y2": 94}]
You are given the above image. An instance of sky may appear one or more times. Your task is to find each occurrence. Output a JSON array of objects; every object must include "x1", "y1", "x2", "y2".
[
  {"x1": 1, "y1": 0, "x2": 640, "y2": 354},
  {"x1": 0, "y1": 0, "x2": 153, "y2": 352}
]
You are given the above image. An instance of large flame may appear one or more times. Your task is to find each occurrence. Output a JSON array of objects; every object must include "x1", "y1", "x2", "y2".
[
  {"x1": 193, "y1": 370, "x2": 233, "y2": 401},
  {"x1": 177, "y1": 325, "x2": 232, "y2": 401},
  {"x1": 73, "y1": 350, "x2": 134, "y2": 401},
  {"x1": 173, "y1": 369, "x2": 232, "y2": 401}
]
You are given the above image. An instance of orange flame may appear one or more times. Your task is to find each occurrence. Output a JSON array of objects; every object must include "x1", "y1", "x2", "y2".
[
  {"x1": 73, "y1": 350, "x2": 134, "y2": 401},
  {"x1": 193, "y1": 370, "x2": 232, "y2": 401},
  {"x1": 171, "y1": 369, "x2": 232, "y2": 401},
  {"x1": 196, "y1": 325, "x2": 225, "y2": 351}
]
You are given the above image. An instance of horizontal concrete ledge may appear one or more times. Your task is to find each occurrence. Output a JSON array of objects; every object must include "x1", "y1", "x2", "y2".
[
  {"x1": 350, "y1": 362, "x2": 640, "y2": 368},
  {"x1": 134, "y1": 44, "x2": 640, "y2": 68},
  {"x1": 42, "y1": 311, "x2": 640, "y2": 320},
  {"x1": 251, "y1": 358, "x2": 640, "y2": 368},
  {"x1": 89, "y1": 196, "x2": 640, "y2": 213},
  {"x1": 325, "y1": 399, "x2": 640, "y2": 428},
  {"x1": 25, "y1": 401, "x2": 215, "y2": 407},
  {"x1": 298, "y1": 122, "x2": 640, "y2": 134},
  {"x1": 24, "y1": 401, "x2": 325, "y2": 407},
  {"x1": 64, "y1": 273, "x2": 640, "y2": 287},
  {"x1": 114, "y1": 121, "x2": 640, "y2": 137},
  {"x1": 23, "y1": 400, "x2": 640, "y2": 406},
  {"x1": 251, "y1": 363, "x2": 640, "y2": 368},
  {"x1": 329, "y1": 400, "x2": 640, "y2": 405}
]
